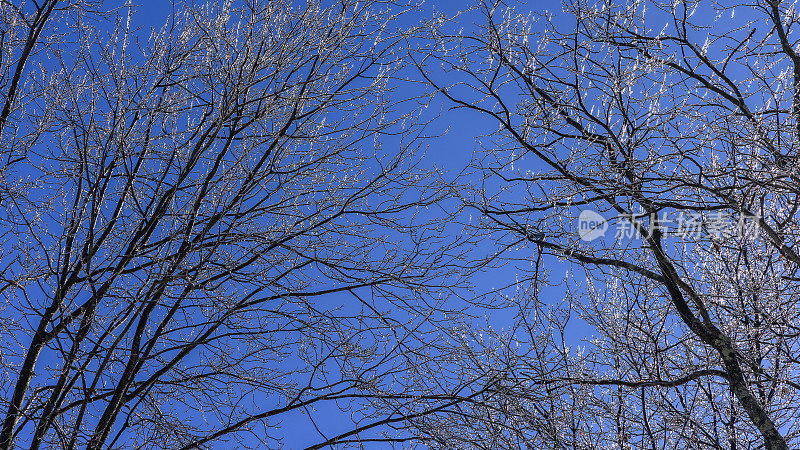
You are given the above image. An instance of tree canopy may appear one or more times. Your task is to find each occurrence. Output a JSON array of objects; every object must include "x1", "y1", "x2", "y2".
[{"x1": 4, "y1": 0, "x2": 800, "y2": 448}]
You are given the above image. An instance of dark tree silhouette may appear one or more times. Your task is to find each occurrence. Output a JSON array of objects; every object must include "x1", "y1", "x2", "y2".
[
  {"x1": 415, "y1": 0, "x2": 800, "y2": 448},
  {"x1": 0, "y1": 0, "x2": 470, "y2": 448}
]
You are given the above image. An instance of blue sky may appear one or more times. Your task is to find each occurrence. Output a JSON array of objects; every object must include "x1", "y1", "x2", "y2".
[
  {"x1": 121, "y1": 0, "x2": 565, "y2": 447},
  {"x1": 8, "y1": 0, "x2": 767, "y2": 447}
]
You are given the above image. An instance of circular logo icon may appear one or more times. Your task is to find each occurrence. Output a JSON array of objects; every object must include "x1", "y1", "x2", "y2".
[{"x1": 577, "y1": 209, "x2": 608, "y2": 242}]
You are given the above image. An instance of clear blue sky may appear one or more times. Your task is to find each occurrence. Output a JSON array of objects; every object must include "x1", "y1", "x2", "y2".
[{"x1": 123, "y1": 0, "x2": 565, "y2": 447}]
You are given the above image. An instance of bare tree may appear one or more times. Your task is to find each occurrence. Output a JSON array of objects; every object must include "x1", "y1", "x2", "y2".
[
  {"x1": 415, "y1": 0, "x2": 800, "y2": 448},
  {"x1": 0, "y1": 0, "x2": 472, "y2": 448}
]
